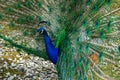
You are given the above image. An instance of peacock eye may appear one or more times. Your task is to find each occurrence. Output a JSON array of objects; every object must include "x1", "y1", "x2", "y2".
[{"x1": 38, "y1": 29, "x2": 44, "y2": 34}]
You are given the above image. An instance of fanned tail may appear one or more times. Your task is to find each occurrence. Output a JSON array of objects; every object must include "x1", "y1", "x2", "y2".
[
  {"x1": 0, "y1": 0, "x2": 120, "y2": 80},
  {"x1": 57, "y1": 0, "x2": 120, "y2": 80}
]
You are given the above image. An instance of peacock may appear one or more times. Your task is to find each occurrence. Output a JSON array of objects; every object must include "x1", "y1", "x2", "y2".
[{"x1": 0, "y1": 0, "x2": 120, "y2": 80}]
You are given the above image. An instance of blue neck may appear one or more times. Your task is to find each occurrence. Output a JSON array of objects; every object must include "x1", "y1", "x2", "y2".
[
  {"x1": 43, "y1": 31, "x2": 58, "y2": 64},
  {"x1": 43, "y1": 32, "x2": 52, "y2": 45}
]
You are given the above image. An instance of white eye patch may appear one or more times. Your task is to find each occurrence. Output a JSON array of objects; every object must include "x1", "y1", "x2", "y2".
[{"x1": 40, "y1": 29, "x2": 44, "y2": 34}]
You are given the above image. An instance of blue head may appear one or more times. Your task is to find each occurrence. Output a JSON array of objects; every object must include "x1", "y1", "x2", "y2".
[
  {"x1": 37, "y1": 27, "x2": 46, "y2": 35},
  {"x1": 37, "y1": 21, "x2": 48, "y2": 35}
]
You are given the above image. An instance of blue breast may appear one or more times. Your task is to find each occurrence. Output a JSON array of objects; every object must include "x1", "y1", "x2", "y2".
[{"x1": 44, "y1": 34, "x2": 58, "y2": 64}]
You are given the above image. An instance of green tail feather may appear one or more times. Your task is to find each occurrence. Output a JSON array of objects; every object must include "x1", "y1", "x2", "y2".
[{"x1": 0, "y1": 0, "x2": 120, "y2": 80}]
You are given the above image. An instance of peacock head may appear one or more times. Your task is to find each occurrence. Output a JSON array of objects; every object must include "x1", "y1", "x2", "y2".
[
  {"x1": 37, "y1": 21, "x2": 48, "y2": 35},
  {"x1": 37, "y1": 27, "x2": 46, "y2": 35}
]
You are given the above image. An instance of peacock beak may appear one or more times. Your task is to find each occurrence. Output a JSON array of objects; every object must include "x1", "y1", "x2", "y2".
[{"x1": 36, "y1": 29, "x2": 44, "y2": 36}]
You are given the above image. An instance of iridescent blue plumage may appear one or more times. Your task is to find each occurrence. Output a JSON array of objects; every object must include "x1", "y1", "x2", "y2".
[{"x1": 37, "y1": 27, "x2": 58, "y2": 64}]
